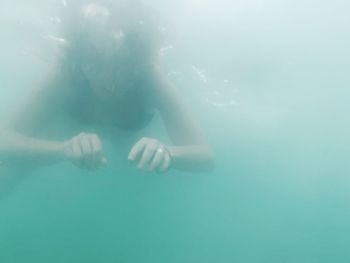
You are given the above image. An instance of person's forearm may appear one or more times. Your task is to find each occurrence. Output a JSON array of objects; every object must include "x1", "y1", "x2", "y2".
[
  {"x1": 168, "y1": 145, "x2": 215, "y2": 172},
  {"x1": 0, "y1": 130, "x2": 65, "y2": 166}
]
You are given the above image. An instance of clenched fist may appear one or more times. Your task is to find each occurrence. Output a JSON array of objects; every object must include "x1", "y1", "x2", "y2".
[
  {"x1": 62, "y1": 133, "x2": 107, "y2": 170},
  {"x1": 128, "y1": 137, "x2": 172, "y2": 173}
]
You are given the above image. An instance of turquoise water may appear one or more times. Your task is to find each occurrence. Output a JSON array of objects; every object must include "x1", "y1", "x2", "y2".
[{"x1": 1, "y1": 0, "x2": 350, "y2": 262}]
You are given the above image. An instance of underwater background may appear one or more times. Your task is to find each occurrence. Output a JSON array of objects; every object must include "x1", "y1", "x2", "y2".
[{"x1": 1, "y1": 0, "x2": 350, "y2": 262}]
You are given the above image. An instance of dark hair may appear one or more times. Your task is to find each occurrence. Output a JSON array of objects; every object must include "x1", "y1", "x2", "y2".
[
  {"x1": 60, "y1": 0, "x2": 160, "y2": 66},
  {"x1": 35, "y1": 1, "x2": 161, "y2": 130},
  {"x1": 51, "y1": 0, "x2": 162, "y2": 106}
]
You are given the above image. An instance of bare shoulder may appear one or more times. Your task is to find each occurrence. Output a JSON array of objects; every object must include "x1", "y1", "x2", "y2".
[
  {"x1": 149, "y1": 65, "x2": 183, "y2": 110},
  {"x1": 149, "y1": 64, "x2": 195, "y2": 122}
]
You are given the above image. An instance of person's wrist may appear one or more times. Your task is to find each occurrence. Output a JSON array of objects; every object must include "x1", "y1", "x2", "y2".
[{"x1": 52, "y1": 141, "x2": 68, "y2": 162}]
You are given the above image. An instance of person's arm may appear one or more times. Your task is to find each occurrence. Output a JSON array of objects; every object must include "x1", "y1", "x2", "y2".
[
  {"x1": 0, "y1": 89, "x2": 106, "y2": 170},
  {"x1": 0, "y1": 88, "x2": 66, "y2": 168},
  {"x1": 154, "y1": 74, "x2": 215, "y2": 172},
  {"x1": 128, "y1": 70, "x2": 215, "y2": 173},
  {"x1": 0, "y1": 129, "x2": 64, "y2": 167}
]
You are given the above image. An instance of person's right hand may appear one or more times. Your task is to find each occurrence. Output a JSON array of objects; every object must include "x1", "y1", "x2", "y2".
[{"x1": 62, "y1": 133, "x2": 107, "y2": 170}]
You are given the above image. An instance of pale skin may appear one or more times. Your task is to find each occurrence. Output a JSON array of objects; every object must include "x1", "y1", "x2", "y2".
[
  {"x1": 0, "y1": 67, "x2": 214, "y2": 174},
  {"x1": 0, "y1": 2, "x2": 214, "y2": 175}
]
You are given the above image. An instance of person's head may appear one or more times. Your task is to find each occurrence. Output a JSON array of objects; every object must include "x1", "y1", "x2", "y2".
[{"x1": 60, "y1": 0, "x2": 159, "y2": 101}]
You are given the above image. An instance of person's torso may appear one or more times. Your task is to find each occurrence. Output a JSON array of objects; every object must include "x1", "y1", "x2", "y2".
[{"x1": 61, "y1": 72, "x2": 156, "y2": 132}]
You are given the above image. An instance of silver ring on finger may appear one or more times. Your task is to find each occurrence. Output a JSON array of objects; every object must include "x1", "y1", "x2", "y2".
[{"x1": 157, "y1": 146, "x2": 165, "y2": 154}]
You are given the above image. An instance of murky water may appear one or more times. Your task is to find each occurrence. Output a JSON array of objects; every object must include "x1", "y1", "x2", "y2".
[{"x1": 1, "y1": 0, "x2": 350, "y2": 262}]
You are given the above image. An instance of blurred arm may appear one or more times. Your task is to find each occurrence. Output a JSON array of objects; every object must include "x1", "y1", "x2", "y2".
[
  {"x1": 0, "y1": 89, "x2": 66, "y2": 168},
  {"x1": 153, "y1": 71, "x2": 215, "y2": 172}
]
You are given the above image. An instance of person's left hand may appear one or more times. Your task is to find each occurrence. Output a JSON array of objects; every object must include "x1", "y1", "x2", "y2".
[{"x1": 128, "y1": 137, "x2": 172, "y2": 173}]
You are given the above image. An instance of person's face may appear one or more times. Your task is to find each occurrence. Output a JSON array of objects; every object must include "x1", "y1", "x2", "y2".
[
  {"x1": 79, "y1": 29, "x2": 145, "y2": 102},
  {"x1": 80, "y1": 41, "x2": 124, "y2": 101},
  {"x1": 79, "y1": 3, "x2": 128, "y2": 101}
]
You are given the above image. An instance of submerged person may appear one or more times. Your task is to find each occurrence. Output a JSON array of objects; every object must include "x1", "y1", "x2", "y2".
[{"x1": 0, "y1": 0, "x2": 214, "y2": 174}]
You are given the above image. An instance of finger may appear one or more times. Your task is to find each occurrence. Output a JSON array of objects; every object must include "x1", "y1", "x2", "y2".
[
  {"x1": 71, "y1": 141, "x2": 84, "y2": 168},
  {"x1": 138, "y1": 141, "x2": 159, "y2": 169},
  {"x1": 158, "y1": 152, "x2": 171, "y2": 173},
  {"x1": 149, "y1": 149, "x2": 165, "y2": 171},
  {"x1": 90, "y1": 135, "x2": 102, "y2": 168},
  {"x1": 128, "y1": 138, "x2": 148, "y2": 161},
  {"x1": 80, "y1": 135, "x2": 93, "y2": 169}
]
